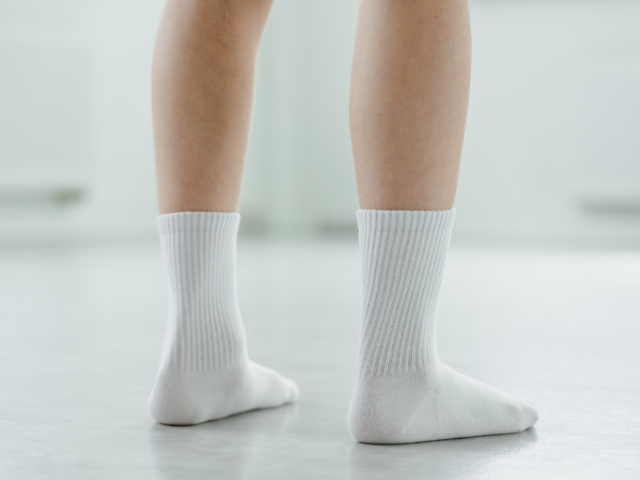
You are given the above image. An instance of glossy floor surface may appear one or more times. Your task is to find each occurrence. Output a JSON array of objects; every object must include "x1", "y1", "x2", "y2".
[{"x1": 1, "y1": 241, "x2": 639, "y2": 479}]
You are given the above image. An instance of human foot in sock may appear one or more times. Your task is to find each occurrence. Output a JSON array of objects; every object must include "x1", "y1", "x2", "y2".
[
  {"x1": 348, "y1": 209, "x2": 538, "y2": 444},
  {"x1": 148, "y1": 212, "x2": 299, "y2": 426}
]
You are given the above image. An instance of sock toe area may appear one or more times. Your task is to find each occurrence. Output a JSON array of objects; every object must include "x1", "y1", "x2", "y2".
[
  {"x1": 284, "y1": 378, "x2": 301, "y2": 403},
  {"x1": 246, "y1": 362, "x2": 300, "y2": 409},
  {"x1": 516, "y1": 402, "x2": 539, "y2": 431}
]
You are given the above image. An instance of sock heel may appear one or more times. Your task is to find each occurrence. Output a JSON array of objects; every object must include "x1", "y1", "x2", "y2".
[
  {"x1": 148, "y1": 365, "x2": 247, "y2": 425},
  {"x1": 348, "y1": 374, "x2": 439, "y2": 444}
]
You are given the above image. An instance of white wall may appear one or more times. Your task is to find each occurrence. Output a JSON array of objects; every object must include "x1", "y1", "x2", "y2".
[
  {"x1": 0, "y1": 0, "x2": 162, "y2": 245},
  {"x1": 458, "y1": 0, "x2": 640, "y2": 246},
  {"x1": 1, "y1": 0, "x2": 640, "y2": 246},
  {"x1": 240, "y1": 0, "x2": 360, "y2": 237}
]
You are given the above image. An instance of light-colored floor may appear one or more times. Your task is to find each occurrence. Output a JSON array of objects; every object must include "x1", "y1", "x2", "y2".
[{"x1": 1, "y1": 240, "x2": 639, "y2": 479}]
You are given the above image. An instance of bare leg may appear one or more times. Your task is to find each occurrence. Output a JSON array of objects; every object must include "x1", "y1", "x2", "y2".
[
  {"x1": 153, "y1": 0, "x2": 273, "y2": 214},
  {"x1": 148, "y1": 0, "x2": 299, "y2": 426},
  {"x1": 348, "y1": 0, "x2": 538, "y2": 444},
  {"x1": 350, "y1": 0, "x2": 471, "y2": 210}
]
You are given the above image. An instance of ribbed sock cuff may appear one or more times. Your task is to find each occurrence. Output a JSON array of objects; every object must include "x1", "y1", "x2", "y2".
[
  {"x1": 357, "y1": 208, "x2": 456, "y2": 233},
  {"x1": 356, "y1": 208, "x2": 456, "y2": 376},
  {"x1": 156, "y1": 211, "x2": 244, "y2": 370},
  {"x1": 157, "y1": 211, "x2": 241, "y2": 235}
]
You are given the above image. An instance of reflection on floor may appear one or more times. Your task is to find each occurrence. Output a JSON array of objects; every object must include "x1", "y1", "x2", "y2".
[{"x1": 1, "y1": 241, "x2": 639, "y2": 479}]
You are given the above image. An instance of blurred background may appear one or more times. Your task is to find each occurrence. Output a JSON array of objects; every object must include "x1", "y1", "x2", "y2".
[
  {"x1": 3, "y1": 1, "x2": 640, "y2": 477},
  {"x1": 2, "y1": 0, "x2": 640, "y2": 247}
]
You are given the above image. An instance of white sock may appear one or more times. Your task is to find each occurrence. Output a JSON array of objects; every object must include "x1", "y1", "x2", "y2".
[
  {"x1": 148, "y1": 212, "x2": 299, "y2": 425},
  {"x1": 348, "y1": 209, "x2": 538, "y2": 444}
]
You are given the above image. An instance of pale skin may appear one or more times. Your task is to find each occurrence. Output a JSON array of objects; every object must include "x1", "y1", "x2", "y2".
[{"x1": 153, "y1": 0, "x2": 471, "y2": 214}]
